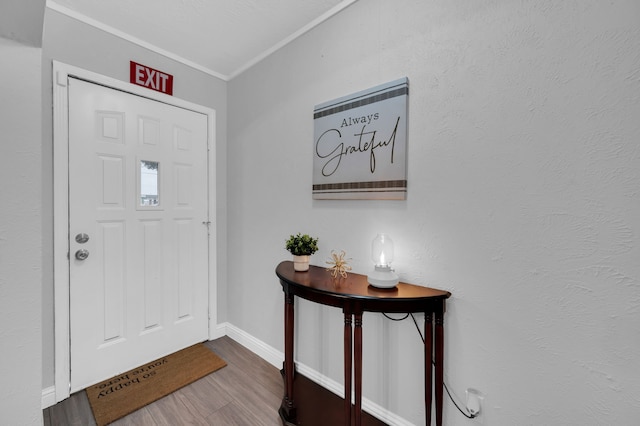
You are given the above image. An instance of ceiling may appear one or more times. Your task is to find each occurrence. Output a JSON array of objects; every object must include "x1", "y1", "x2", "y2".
[{"x1": 47, "y1": 0, "x2": 358, "y2": 80}]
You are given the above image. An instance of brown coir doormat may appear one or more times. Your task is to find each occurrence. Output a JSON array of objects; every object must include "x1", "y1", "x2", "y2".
[{"x1": 85, "y1": 343, "x2": 226, "y2": 426}]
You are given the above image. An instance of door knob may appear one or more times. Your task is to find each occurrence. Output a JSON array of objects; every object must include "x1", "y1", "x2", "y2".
[{"x1": 75, "y1": 249, "x2": 90, "y2": 261}]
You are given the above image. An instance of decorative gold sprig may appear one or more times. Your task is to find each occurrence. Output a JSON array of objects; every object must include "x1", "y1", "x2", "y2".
[{"x1": 326, "y1": 250, "x2": 352, "y2": 279}]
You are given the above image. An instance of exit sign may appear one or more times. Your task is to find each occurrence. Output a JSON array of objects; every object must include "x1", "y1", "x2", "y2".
[{"x1": 130, "y1": 61, "x2": 173, "y2": 95}]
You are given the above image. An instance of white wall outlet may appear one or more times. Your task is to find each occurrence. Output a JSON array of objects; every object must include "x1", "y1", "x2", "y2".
[{"x1": 465, "y1": 388, "x2": 484, "y2": 417}]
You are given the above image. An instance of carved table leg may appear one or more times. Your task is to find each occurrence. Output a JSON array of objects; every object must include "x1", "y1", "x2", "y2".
[
  {"x1": 435, "y1": 300, "x2": 445, "y2": 426},
  {"x1": 354, "y1": 312, "x2": 363, "y2": 426},
  {"x1": 280, "y1": 291, "x2": 297, "y2": 423},
  {"x1": 425, "y1": 311, "x2": 433, "y2": 426},
  {"x1": 343, "y1": 312, "x2": 352, "y2": 426}
]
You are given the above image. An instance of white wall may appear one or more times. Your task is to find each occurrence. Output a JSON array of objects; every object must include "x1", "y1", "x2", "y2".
[
  {"x1": 227, "y1": 1, "x2": 640, "y2": 424},
  {"x1": 40, "y1": 7, "x2": 229, "y2": 390},
  {"x1": 0, "y1": 0, "x2": 45, "y2": 46},
  {"x1": 0, "y1": 36, "x2": 43, "y2": 426}
]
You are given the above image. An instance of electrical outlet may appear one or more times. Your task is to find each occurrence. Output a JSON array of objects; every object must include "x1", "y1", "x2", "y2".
[{"x1": 465, "y1": 388, "x2": 484, "y2": 417}]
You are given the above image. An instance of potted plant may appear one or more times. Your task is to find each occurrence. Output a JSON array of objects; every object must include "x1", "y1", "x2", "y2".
[{"x1": 285, "y1": 233, "x2": 319, "y2": 271}]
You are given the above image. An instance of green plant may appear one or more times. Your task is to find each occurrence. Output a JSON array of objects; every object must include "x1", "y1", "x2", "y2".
[{"x1": 285, "y1": 233, "x2": 319, "y2": 256}]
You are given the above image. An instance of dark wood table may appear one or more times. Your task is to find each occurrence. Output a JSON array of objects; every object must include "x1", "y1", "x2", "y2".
[{"x1": 276, "y1": 261, "x2": 451, "y2": 426}]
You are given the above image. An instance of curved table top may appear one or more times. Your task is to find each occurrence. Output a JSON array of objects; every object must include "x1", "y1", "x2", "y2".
[{"x1": 276, "y1": 261, "x2": 451, "y2": 313}]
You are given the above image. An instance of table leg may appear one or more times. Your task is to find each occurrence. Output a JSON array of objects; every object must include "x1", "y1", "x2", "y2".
[
  {"x1": 435, "y1": 301, "x2": 445, "y2": 426},
  {"x1": 425, "y1": 311, "x2": 433, "y2": 426},
  {"x1": 354, "y1": 312, "x2": 363, "y2": 426},
  {"x1": 280, "y1": 291, "x2": 297, "y2": 422},
  {"x1": 344, "y1": 312, "x2": 352, "y2": 426}
]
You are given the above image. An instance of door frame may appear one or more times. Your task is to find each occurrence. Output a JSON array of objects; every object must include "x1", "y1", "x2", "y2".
[{"x1": 52, "y1": 61, "x2": 218, "y2": 402}]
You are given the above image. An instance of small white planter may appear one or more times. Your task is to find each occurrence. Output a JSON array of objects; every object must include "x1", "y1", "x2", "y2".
[{"x1": 293, "y1": 255, "x2": 310, "y2": 271}]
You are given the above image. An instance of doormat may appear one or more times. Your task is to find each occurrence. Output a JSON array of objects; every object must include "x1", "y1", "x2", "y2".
[{"x1": 85, "y1": 343, "x2": 226, "y2": 426}]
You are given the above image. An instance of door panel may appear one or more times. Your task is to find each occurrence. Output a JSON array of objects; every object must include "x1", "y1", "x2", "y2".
[{"x1": 68, "y1": 77, "x2": 209, "y2": 391}]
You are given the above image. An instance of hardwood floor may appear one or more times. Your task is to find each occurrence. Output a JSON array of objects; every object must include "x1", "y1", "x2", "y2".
[
  {"x1": 44, "y1": 336, "x2": 388, "y2": 426},
  {"x1": 44, "y1": 336, "x2": 283, "y2": 426}
]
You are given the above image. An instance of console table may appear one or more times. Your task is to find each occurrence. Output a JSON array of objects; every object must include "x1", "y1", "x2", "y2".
[{"x1": 276, "y1": 261, "x2": 451, "y2": 426}]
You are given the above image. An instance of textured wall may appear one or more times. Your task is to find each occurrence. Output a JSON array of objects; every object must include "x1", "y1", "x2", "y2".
[
  {"x1": 0, "y1": 37, "x2": 43, "y2": 425},
  {"x1": 228, "y1": 0, "x2": 640, "y2": 424}
]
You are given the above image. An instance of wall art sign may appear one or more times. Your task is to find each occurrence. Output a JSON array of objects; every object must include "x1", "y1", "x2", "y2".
[{"x1": 313, "y1": 77, "x2": 408, "y2": 200}]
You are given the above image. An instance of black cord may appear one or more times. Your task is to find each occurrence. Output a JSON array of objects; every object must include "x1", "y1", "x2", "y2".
[
  {"x1": 382, "y1": 313, "x2": 410, "y2": 321},
  {"x1": 410, "y1": 312, "x2": 424, "y2": 342},
  {"x1": 382, "y1": 313, "x2": 476, "y2": 419},
  {"x1": 444, "y1": 381, "x2": 475, "y2": 419}
]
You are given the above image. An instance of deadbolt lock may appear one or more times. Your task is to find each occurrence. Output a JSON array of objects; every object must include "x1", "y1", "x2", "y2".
[{"x1": 75, "y1": 233, "x2": 90, "y2": 244}]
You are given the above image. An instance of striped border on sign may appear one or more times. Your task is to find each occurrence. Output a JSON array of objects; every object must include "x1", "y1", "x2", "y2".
[
  {"x1": 313, "y1": 180, "x2": 407, "y2": 195},
  {"x1": 314, "y1": 84, "x2": 409, "y2": 119}
]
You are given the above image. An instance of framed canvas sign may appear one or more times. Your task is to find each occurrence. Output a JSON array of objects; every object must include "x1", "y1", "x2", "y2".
[{"x1": 313, "y1": 77, "x2": 408, "y2": 200}]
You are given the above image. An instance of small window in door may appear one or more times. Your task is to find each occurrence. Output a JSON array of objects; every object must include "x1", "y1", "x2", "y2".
[{"x1": 140, "y1": 160, "x2": 160, "y2": 207}]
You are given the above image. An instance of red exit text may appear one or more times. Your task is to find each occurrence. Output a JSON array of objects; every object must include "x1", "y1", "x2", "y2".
[{"x1": 130, "y1": 61, "x2": 173, "y2": 95}]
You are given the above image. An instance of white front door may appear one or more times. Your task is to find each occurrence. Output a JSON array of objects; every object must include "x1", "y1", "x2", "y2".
[{"x1": 68, "y1": 77, "x2": 209, "y2": 391}]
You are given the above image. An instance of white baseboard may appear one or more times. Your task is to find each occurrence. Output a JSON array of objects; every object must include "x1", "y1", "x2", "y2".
[
  {"x1": 294, "y1": 362, "x2": 414, "y2": 426},
  {"x1": 210, "y1": 321, "x2": 228, "y2": 340},
  {"x1": 220, "y1": 322, "x2": 284, "y2": 369},
  {"x1": 41, "y1": 386, "x2": 56, "y2": 409}
]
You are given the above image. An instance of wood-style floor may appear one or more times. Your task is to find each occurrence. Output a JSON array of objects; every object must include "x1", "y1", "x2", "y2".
[{"x1": 43, "y1": 336, "x2": 284, "y2": 426}]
